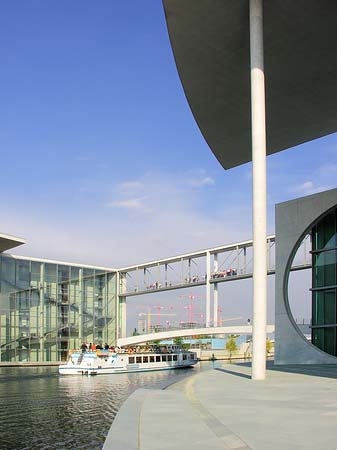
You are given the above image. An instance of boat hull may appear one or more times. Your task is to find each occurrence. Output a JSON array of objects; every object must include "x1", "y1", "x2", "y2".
[
  {"x1": 59, "y1": 350, "x2": 198, "y2": 375},
  {"x1": 59, "y1": 363, "x2": 196, "y2": 376}
]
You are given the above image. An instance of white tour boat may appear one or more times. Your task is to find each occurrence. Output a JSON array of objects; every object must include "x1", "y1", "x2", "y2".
[{"x1": 59, "y1": 347, "x2": 198, "y2": 375}]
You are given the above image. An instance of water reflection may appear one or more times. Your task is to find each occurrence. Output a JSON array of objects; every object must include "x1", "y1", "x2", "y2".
[{"x1": 0, "y1": 362, "x2": 217, "y2": 449}]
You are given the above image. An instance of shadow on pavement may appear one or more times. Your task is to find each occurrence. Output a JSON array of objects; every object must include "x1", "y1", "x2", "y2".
[
  {"x1": 232, "y1": 360, "x2": 337, "y2": 379},
  {"x1": 214, "y1": 367, "x2": 251, "y2": 379}
]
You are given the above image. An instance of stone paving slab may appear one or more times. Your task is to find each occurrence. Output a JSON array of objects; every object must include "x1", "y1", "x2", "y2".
[
  {"x1": 103, "y1": 363, "x2": 337, "y2": 450},
  {"x1": 189, "y1": 364, "x2": 337, "y2": 450}
]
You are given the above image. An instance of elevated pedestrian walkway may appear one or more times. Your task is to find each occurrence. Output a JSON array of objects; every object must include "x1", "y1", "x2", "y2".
[{"x1": 103, "y1": 362, "x2": 337, "y2": 450}]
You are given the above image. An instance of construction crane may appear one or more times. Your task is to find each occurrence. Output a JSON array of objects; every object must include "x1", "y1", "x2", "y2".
[
  {"x1": 219, "y1": 316, "x2": 243, "y2": 326},
  {"x1": 179, "y1": 292, "x2": 203, "y2": 324}
]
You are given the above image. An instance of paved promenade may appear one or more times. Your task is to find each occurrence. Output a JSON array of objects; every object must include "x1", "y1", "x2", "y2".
[{"x1": 103, "y1": 362, "x2": 337, "y2": 450}]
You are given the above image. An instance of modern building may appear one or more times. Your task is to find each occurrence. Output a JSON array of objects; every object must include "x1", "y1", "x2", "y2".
[
  {"x1": 162, "y1": 0, "x2": 337, "y2": 379},
  {"x1": 0, "y1": 235, "x2": 117, "y2": 363},
  {"x1": 1, "y1": 186, "x2": 337, "y2": 365},
  {"x1": 275, "y1": 187, "x2": 337, "y2": 364}
]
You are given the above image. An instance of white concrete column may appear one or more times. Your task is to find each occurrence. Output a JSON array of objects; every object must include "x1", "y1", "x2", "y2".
[
  {"x1": 250, "y1": 0, "x2": 267, "y2": 380},
  {"x1": 213, "y1": 254, "x2": 218, "y2": 327},
  {"x1": 206, "y1": 251, "x2": 211, "y2": 327}
]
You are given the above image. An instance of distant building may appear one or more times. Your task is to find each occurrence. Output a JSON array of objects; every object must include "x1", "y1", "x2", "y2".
[
  {"x1": 137, "y1": 319, "x2": 147, "y2": 334},
  {"x1": 0, "y1": 239, "x2": 116, "y2": 363}
]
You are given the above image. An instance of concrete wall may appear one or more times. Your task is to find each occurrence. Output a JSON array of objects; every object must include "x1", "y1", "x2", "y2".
[{"x1": 275, "y1": 188, "x2": 337, "y2": 364}]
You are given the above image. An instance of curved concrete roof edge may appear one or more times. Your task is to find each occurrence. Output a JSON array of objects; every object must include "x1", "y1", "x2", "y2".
[{"x1": 163, "y1": 0, "x2": 337, "y2": 169}]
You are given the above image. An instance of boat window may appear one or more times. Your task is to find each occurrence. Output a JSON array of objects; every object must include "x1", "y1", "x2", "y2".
[
  {"x1": 183, "y1": 354, "x2": 187, "y2": 360},
  {"x1": 143, "y1": 356, "x2": 148, "y2": 363},
  {"x1": 129, "y1": 357, "x2": 135, "y2": 364},
  {"x1": 173, "y1": 354, "x2": 178, "y2": 361},
  {"x1": 156, "y1": 355, "x2": 161, "y2": 362},
  {"x1": 162, "y1": 355, "x2": 167, "y2": 362},
  {"x1": 150, "y1": 356, "x2": 155, "y2": 363},
  {"x1": 168, "y1": 355, "x2": 172, "y2": 362},
  {"x1": 136, "y1": 357, "x2": 142, "y2": 364}
]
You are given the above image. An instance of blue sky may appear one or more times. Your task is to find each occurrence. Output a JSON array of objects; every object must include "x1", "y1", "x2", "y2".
[{"x1": 1, "y1": 2, "x2": 336, "y2": 329}]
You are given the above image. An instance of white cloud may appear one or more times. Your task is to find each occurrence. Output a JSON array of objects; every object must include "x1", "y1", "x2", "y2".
[
  {"x1": 318, "y1": 163, "x2": 337, "y2": 176},
  {"x1": 290, "y1": 180, "x2": 331, "y2": 196},
  {"x1": 187, "y1": 176, "x2": 215, "y2": 188},
  {"x1": 105, "y1": 197, "x2": 147, "y2": 210},
  {"x1": 3, "y1": 170, "x2": 250, "y2": 268},
  {"x1": 118, "y1": 181, "x2": 145, "y2": 192}
]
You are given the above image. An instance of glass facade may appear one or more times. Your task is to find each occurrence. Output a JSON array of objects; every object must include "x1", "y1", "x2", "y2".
[
  {"x1": 0, "y1": 255, "x2": 117, "y2": 362},
  {"x1": 311, "y1": 209, "x2": 337, "y2": 356}
]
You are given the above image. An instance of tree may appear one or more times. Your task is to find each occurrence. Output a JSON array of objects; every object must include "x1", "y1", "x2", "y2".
[
  {"x1": 226, "y1": 335, "x2": 238, "y2": 361},
  {"x1": 266, "y1": 338, "x2": 273, "y2": 355},
  {"x1": 173, "y1": 336, "x2": 183, "y2": 346},
  {"x1": 173, "y1": 336, "x2": 190, "y2": 350}
]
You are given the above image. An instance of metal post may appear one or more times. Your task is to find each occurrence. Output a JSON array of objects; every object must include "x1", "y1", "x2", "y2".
[
  {"x1": 119, "y1": 274, "x2": 127, "y2": 339},
  {"x1": 250, "y1": 0, "x2": 267, "y2": 380},
  {"x1": 39, "y1": 263, "x2": 45, "y2": 362},
  {"x1": 78, "y1": 268, "x2": 83, "y2": 343},
  {"x1": 236, "y1": 246, "x2": 240, "y2": 275},
  {"x1": 206, "y1": 251, "x2": 211, "y2": 327},
  {"x1": 116, "y1": 271, "x2": 120, "y2": 340},
  {"x1": 213, "y1": 253, "x2": 218, "y2": 327}
]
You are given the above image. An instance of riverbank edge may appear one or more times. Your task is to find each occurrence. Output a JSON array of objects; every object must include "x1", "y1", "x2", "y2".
[
  {"x1": 0, "y1": 362, "x2": 60, "y2": 367},
  {"x1": 102, "y1": 367, "x2": 202, "y2": 450}
]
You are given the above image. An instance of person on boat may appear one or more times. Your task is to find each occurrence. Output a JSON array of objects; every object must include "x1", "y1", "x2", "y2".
[
  {"x1": 92, "y1": 343, "x2": 96, "y2": 351},
  {"x1": 81, "y1": 343, "x2": 87, "y2": 352},
  {"x1": 89, "y1": 343, "x2": 92, "y2": 351},
  {"x1": 104, "y1": 343, "x2": 109, "y2": 350}
]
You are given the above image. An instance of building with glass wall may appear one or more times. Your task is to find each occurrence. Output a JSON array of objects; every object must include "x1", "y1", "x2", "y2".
[
  {"x1": 0, "y1": 246, "x2": 117, "y2": 363},
  {"x1": 275, "y1": 188, "x2": 337, "y2": 365},
  {"x1": 311, "y1": 208, "x2": 337, "y2": 356}
]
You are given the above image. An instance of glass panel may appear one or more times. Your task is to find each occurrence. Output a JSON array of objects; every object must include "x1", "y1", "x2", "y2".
[
  {"x1": 314, "y1": 211, "x2": 337, "y2": 250},
  {"x1": 312, "y1": 328, "x2": 323, "y2": 350},
  {"x1": 136, "y1": 356, "x2": 141, "y2": 363},
  {"x1": 324, "y1": 327, "x2": 336, "y2": 356},
  {"x1": 16, "y1": 260, "x2": 30, "y2": 290},
  {"x1": 313, "y1": 251, "x2": 336, "y2": 287},
  {"x1": 129, "y1": 357, "x2": 135, "y2": 364}
]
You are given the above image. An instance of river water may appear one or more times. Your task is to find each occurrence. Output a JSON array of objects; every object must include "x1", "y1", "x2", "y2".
[{"x1": 0, "y1": 361, "x2": 218, "y2": 450}]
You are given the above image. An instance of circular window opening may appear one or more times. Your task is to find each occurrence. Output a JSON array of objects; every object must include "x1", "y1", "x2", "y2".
[{"x1": 287, "y1": 207, "x2": 337, "y2": 357}]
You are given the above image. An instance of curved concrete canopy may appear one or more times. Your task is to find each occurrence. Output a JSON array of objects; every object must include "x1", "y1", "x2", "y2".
[
  {"x1": 0, "y1": 232, "x2": 26, "y2": 252},
  {"x1": 163, "y1": 0, "x2": 337, "y2": 169}
]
